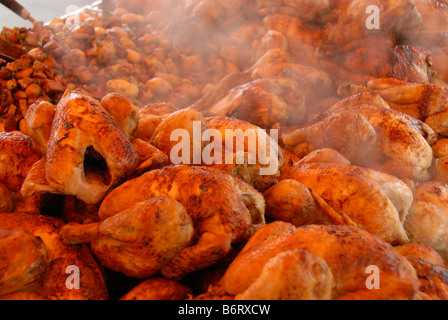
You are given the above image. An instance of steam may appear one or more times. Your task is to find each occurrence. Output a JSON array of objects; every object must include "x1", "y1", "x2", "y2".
[{"x1": 35, "y1": 0, "x2": 448, "y2": 174}]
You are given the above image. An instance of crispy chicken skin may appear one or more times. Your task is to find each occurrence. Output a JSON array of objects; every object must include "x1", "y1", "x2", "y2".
[
  {"x1": 403, "y1": 181, "x2": 448, "y2": 255},
  {"x1": 0, "y1": 182, "x2": 14, "y2": 213},
  {"x1": 0, "y1": 132, "x2": 41, "y2": 213},
  {"x1": 431, "y1": 139, "x2": 448, "y2": 183},
  {"x1": 0, "y1": 132, "x2": 40, "y2": 193},
  {"x1": 235, "y1": 249, "x2": 334, "y2": 300},
  {"x1": 120, "y1": 277, "x2": 193, "y2": 300},
  {"x1": 282, "y1": 109, "x2": 378, "y2": 164},
  {"x1": 395, "y1": 243, "x2": 446, "y2": 267},
  {"x1": 279, "y1": 162, "x2": 411, "y2": 244},
  {"x1": 61, "y1": 197, "x2": 194, "y2": 279},
  {"x1": 24, "y1": 100, "x2": 56, "y2": 155},
  {"x1": 150, "y1": 109, "x2": 284, "y2": 191},
  {"x1": 345, "y1": 78, "x2": 448, "y2": 136},
  {"x1": 203, "y1": 116, "x2": 284, "y2": 191},
  {"x1": 0, "y1": 213, "x2": 108, "y2": 300},
  {"x1": 135, "y1": 112, "x2": 163, "y2": 142},
  {"x1": 0, "y1": 230, "x2": 48, "y2": 296},
  {"x1": 150, "y1": 108, "x2": 206, "y2": 165},
  {"x1": 406, "y1": 257, "x2": 448, "y2": 300},
  {"x1": 100, "y1": 93, "x2": 140, "y2": 139},
  {"x1": 264, "y1": 179, "x2": 324, "y2": 226},
  {"x1": 222, "y1": 222, "x2": 419, "y2": 300},
  {"x1": 283, "y1": 103, "x2": 435, "y2": 180},
  {"x1": 207, "y1": 77, "x2": 305, "y2": 128},
  {"x1": 97, "y1": 165, "x2": 265, "y2": 279},
  {"x1": 44, "y1": 90, "x2": 140, "y2": 204}
]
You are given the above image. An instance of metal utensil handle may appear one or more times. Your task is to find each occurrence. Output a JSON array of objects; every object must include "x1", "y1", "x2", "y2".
[{"x1": 0, "y1": 0, "x2": 36, "y2": 22}]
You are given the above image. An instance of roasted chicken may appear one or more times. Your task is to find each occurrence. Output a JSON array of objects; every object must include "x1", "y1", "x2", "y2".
[
  {"x1": 21, "y1": 90, "x2": 167, "y2": 204},
  {"x1": 0, "y1": 213, "x2": 108, "y2": 300},
  {"x1": 220, "y1": 222, "x2": 419, "y2": 300},
  {"x1": 62, "y1": 165, "x2": 265, "y2": 280},
  {"x1": 277, "y1": 160, "x2": 412, "y2": 244},
  {"x1": 0, "y1": 132, "x2": 41, "y2": 213},
  {"x1": 282, "y1": 103, "x2": 436, "y2": 180},
  {"x1": 61, "y1": 197, "x2": 194, "y2": 279}
]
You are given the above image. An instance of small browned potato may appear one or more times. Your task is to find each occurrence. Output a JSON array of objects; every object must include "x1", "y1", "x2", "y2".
[
  {"x1": 25, "y1": 84, "x2": 42, "y2": 99},
  {"x1": 264, "y1": 179, "x2": 323, "y2": 227},
  {"x1": 6, "y1": 79, "x2": 17, "y2": 91},
  {"x1": 106, "y1": 79, "x2": 139, "y2": 98},
  {"x1": 120, "y1": 277, "x2": 193, "y2": 300},
  {"x1": 94, "y1": 40, "x2": 117, "y2": 65},
  {"x1": 14, "y1": 68, "x2": 34, "y2": 79},
  {"x1": 145, "y1": 77, "x2": 173, "y2": 97},
  {"x1": 126, "y1": 49, "x2": 141, "y2": 63}
]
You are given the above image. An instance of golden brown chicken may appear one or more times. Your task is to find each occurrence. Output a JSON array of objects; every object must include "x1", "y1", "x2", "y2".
[
  {"x1": 406, "y1": 258, "x2": 448, "y2": 300},
  {"x1": 395, "y1": 243, "x2": 446, "y2": 267},
  {"x1": 206, "y1": 77, "x2": 306, "y2": 128},
  {"x1": 396, "y1": 243, "x2": 448, "y2": 300},
  {"x1": 411, "y1": 0, "x2": 448, "y2": 48},
  {"x1": 93, "y1": 165, "x2": 265, "y2": 280},
  {"x1": 21, "y1": 90, "x2": 140, "y2": 204},
  {"x1": 0, "y1": 213, "x2": 108, "y2": 300},
  {"x1": 24, "y1": 100, "x2": 55, "y2": 156},
  {"x1": 278, "y1": 161, "x2": 412, "y2": 244},
  {"x1": 150, "y1": 109, "x2": 284, "y2": 191},
  {"x1": 220, "y1": 221, "x2": 419, "y2": 300},
  {"x1": 0, "y1": 230, "x2": 48, "y2": 297},
  {"x1": 248, "y1": 49, "x2": 334, "y2": 107},
  {"x1": 342, "y1": 78, "x2": 448, "y2": 136},
  {"x1": 403, "y1": 181, "x2": 448, "y2": 256},
  {"x1": 100, "y1": 92, "x2": 139, "y2": 139},
  {"x1": 21, "y1": 90, "x2": 167, "y2": 204},
  {"x1": 60, "y1": 197, "x2": 194, "y2": 279},
  {"x1": 150, "y1": 108, "x2": 206, "y2": 166},
  {"x1": 0, "y1": 132, "x2": 41, "y2": 213},
  {"x1": 235, "y1": 249, "x2": 334, "y2": 300},
  {"x1": 120, "y1": 277, "x2": 193, "y2": 300},
  {"x1": 203, "y1": 116, "x2": 284, "y2": 191},
  {"x1": 431, "y1": 138, "x2": 448, "y2": 183},
  {"x1": 282, "y1": 103, "x2": 436, "y2": 180}
]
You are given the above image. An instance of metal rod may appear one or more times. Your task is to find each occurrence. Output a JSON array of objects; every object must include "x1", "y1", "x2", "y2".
[
  {"x1": 0, "y1": 0, "x2": 37, "y2": 24},
  {"x1": 102, "y1": 0, "x2": 112, "y2": 27}
]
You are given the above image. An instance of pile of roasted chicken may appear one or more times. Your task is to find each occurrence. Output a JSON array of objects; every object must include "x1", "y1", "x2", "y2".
[{"x1": 1, "y1": 0, "x2": 448, "y2": 300}]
